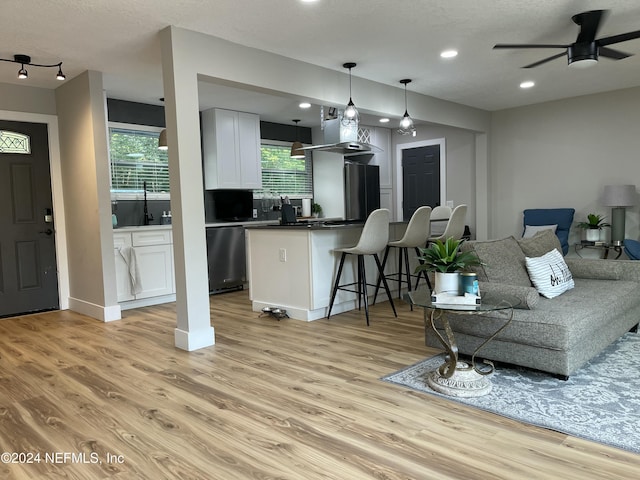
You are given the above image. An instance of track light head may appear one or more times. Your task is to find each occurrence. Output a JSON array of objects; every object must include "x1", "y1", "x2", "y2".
[
  {"x1": 17, "y1": 66, "x2": 28, "y2": 79},
  {"x1": 56, "y1": 66, "x2": 66, "y2": 81}
]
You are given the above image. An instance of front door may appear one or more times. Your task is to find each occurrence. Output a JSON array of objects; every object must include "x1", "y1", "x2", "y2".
[
  {"x1": 0, "y1": 120, "x2": 59, "y2": 318},
  {"x1": 402, "y1": 144, "x2": 440, "y2": 220}
]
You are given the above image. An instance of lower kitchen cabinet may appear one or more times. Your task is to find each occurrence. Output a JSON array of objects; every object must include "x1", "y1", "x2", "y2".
[{"x1": 113, "y1": 227, "x2": 175, "y2": 309}]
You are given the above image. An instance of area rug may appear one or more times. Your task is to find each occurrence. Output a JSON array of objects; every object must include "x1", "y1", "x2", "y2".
[{"x1": 381, "y1": 332, "x2": 640, "y2": 454}]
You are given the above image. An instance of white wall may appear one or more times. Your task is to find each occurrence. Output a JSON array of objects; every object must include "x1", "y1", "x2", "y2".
[
  {"x1": 55, "y1": 71, "x2": 120, "y2": 321},
  {"x1": 490, "y1": 86, "x2": 640, "y2": 244}
]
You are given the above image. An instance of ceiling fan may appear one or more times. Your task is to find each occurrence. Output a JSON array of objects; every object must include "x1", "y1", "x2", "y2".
[{"x1": 494, "y1": 10, "x2": 640, "y2": 68}]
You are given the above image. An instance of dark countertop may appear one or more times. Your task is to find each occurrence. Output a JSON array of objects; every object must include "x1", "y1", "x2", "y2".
[{"x1": 244, "y1": 220, "x2": 407, "y2": 231}]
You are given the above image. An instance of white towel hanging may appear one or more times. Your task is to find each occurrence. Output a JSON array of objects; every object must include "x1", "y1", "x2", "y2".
[{"x1": 118, "y1": 246, "x2": 143, "y2": 295}]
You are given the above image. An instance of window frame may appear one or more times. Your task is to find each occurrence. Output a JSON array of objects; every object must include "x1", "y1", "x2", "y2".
[{"x1": 108, "y1": 122, "x2": 169, "y2": 201}]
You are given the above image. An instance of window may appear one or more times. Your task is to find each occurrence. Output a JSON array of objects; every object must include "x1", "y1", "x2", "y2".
[
  {"x1": 258, "y1": 142, "x2": 312, "y2": 199},
  {"x1": 0, "y1": 130, "x2": 30, "y2": 154},
  {"x1": 108, "y1": 124, "x2": 169, "y2": 197}
]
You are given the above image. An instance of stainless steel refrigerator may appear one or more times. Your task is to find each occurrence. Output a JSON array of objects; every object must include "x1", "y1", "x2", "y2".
[{"x1": 344, "y1": 162, "x2": 380, "y2": 221}]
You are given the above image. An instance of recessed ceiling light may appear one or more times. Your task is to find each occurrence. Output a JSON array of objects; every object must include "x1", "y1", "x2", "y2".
[
  {"x1": 440, "y1": 50, "x2": 458, "y2": 59},
  {"x1": 520, "y1": 81, "x2": 535, "y2": 89},
  {"x1": 299, "y1": 102, "x2": 311, "y2": 109},
  {"x1": 379, "y1": 118, "x2": 390, "y2": 123},
  {"x1": 300, "y1": 0, "x2": 319, "y2": 3}
]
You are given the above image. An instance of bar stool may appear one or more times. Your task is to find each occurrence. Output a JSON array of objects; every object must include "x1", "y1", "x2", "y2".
[
  {"x1": 374, "y1": 206, "x2": 432, "y2": 306},
  {"x1": 327, "y1": 209, "x2": 397, "y2": 326}
]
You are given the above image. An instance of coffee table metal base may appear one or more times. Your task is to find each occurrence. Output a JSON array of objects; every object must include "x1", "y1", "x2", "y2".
[{"x1": 426, "y1": 360, "x2": 492, "y2": 397}]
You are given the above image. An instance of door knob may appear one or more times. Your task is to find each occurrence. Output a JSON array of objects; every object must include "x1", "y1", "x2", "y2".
[{"x1": 39, "y1": 228, "x2": 53, "y2": 236}]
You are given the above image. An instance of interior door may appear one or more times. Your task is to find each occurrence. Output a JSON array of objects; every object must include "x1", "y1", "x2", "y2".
[
  {"x1": 0, "y1": 120, "x2": 59, "y2": 318},
  {"x1": 402, "y1": 145, "x2": 440, "y2": 220}
]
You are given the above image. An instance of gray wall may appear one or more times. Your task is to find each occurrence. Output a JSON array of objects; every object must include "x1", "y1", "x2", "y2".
[{"x1": 490, "y1": 86, "x2": 640, "y2": 245}]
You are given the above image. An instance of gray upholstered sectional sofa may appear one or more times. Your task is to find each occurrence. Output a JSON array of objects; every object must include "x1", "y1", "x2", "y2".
[{"x1": 424, "y1": 229, "x2": 640, "y2": 378}]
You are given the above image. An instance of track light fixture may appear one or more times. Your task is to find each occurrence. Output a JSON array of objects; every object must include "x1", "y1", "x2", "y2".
[
  {"x1": 398, "y1": 79, "x2": 417, "y2": 136},
  {"x1": 0, "y1": 54, "x2": 66, "y2": 81},
  {"x1": 290, "y1": 120, "x2": 305, "y2": 159},
  {"x1": 341, "y1": 62, "x2": 360, "y2": 127}
]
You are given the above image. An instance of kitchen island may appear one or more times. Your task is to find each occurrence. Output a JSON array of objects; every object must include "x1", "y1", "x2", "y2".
[{"x1": 245, "y1": 221, "x2": 413, "y2": 321}]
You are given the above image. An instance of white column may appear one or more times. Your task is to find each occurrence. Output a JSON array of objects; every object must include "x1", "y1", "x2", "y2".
[{"x1": 160, "y1": 27, "x2": 214, "y2": 350}]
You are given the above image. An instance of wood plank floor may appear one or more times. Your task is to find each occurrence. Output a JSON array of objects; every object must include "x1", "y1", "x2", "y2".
[{"x1": 0, "y1": 291, "x2": 638, "y2": 479}]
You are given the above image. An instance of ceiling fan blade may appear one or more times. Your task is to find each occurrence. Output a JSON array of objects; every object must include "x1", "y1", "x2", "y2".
[
  {"x1": 573, "y1": 10, "x2": 606, "y2": 43},
  {"x1": 523, "y1": 52, "x2": 566, "y2": 69},
  {"x1": 494, "y1": 44, "x2": 567, "y2": 49},
  {"x1": 597, "y1": 30, "x2": 640, "y2": 47},
  {"x1": 599, "y1": 46, "x2": 632, "y2": 60}
]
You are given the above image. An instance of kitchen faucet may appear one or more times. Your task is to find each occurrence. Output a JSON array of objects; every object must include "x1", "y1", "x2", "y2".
[{"x1": 143, "y1": 181, "x2": 154, "y2": 225}]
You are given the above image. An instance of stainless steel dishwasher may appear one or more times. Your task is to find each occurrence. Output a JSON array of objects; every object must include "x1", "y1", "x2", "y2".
[{"x1": 206, "y1": 226, "x2": 246, "y2": 293}]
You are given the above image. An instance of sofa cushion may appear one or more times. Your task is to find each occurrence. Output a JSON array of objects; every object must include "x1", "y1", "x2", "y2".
[
  {"x1": 525, "y1": 249, "x2": 575, "y2": 298},
  {"x1": 564, "y1": 258, "x2": 622, "y2": 280},
  {"x1": 478, "y1": 281, "x2": 539, "y2": 309},
  {"x1": 462, "y1": 236, "x2": 531, "y2": 286},
  {"x1": 518, "y1": 229, "x2": 563, "y2": 258},
  {"x1": 523, "y1": 224, "x2": 557, "y2": 238}
]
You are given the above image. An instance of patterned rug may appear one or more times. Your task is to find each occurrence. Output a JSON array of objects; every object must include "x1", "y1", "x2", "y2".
[{"x1": 381, "y1": 332, "x2": 640, "y2": 454}]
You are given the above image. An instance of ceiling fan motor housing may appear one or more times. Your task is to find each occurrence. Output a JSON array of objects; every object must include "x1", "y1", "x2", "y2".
[{"x1": 568, "y1": 43, "x2": 598, "y2": 65}]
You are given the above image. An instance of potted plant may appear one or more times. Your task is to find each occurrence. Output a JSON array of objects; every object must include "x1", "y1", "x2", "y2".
[
  {"x1": 312, "y1": 202, "x2": 322, "y2": 218},
  {"x1": 415, "y1": 237, "x2": 483, "y2": 294},
  {"x1": 577, "y1": 213, "x2": 610, "y2": 242}
]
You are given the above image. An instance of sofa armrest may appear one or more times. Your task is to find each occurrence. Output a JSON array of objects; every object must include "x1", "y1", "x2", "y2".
[
  {"x1": 564, "y1": 258, "x2": 622, "y2": 280},
  {"x1": 478, "y1": 281, "x2": 539, "y2": 310}
]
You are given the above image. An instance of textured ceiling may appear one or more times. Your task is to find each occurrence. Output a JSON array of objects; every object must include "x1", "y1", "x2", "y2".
[{"x1": 2, "y1": 0, "x2": 640, "y2": 126}]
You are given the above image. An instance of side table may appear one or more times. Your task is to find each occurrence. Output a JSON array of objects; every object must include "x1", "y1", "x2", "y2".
[
  {"x1": 574, "y1": 241, "x2": 622, "y2": 259},
  {"x1": 406, "y1": 289, "x2": 521, "y2": 397}
]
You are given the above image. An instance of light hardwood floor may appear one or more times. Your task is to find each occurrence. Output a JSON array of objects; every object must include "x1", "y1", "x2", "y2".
[{"x1": 0, "y1": 290, "x2": 638, "y2": 479}]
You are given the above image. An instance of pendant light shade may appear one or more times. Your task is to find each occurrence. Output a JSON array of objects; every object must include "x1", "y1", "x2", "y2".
[
  {"x1": 341, "y1": 62, "x2": 360, "y2": 127},
  {"x1": 290, "y1": 120, "x2": 305, "y2": 158},
  {"x1": 398, "y1": 79, "x2": 416, "y2": 136},
  {"x1": 158, "y1": 129, "x2": 168, "y2": 150}
]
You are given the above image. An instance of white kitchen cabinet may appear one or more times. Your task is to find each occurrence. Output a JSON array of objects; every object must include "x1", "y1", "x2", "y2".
[
  {"x1": 113, "y1": 227, "x2": 175, "y2": 308},
  {"x1": 202, "y1": 108, "x2": 262, "y2": 189}
]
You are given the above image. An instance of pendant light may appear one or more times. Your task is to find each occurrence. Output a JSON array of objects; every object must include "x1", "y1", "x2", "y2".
[
  {"x1": 158, "y1": 129, "x2": 168, "y2": 150},
  {"x1": 341, "y1": 62, "x2": 360, "y2": 127},
  {"x1": 398, "y1": 79, "x2": 416, "y2": 136},
  {"x1": 290, "y1": 120, "x2": 305, "y2": 158}
]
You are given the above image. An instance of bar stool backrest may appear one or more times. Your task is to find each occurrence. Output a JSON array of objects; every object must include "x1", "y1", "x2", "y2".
[
  {"x1": 430, "y1": 204, "x2": 467, "y2": 242},
  {"x1": 351, "y1": 208, "x2": 390, "y2": 254},
  {"x1": 395, "y1": 206, "x2": 432, "y2": 247}
]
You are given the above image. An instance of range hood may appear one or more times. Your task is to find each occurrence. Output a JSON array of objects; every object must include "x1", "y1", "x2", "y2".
[{"x1": 302, "y1": 118, "x2": 382, "y2": 156}]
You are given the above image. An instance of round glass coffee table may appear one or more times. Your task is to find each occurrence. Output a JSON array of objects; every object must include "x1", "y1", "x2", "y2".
[{"x1": 406, "y1": 289, "x2": 521, "y2": 397}]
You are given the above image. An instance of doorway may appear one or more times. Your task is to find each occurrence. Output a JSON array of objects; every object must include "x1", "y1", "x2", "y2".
[
  {"x1": 395, "y1": 138, "x2": 446, "y2": 221},
  {"x1": 0, "y1": 120, "x2": 59, "y2": 318}
]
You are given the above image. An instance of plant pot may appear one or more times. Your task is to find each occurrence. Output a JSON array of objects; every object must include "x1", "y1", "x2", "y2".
[
  {"x1": 434, "y1": 272, "x2": 460, "y2": 295},
  {"x1": 585, "y1": 229, "x2": 600, "y2": 242}
]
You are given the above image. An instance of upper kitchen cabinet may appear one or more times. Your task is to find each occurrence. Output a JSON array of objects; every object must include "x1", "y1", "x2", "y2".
[
  {"x1": 202, "y1": 108, "x2": 262, "y2": 189},
  {"x1": 360, "y1": 125, "x2": 392, "y2": 188}
]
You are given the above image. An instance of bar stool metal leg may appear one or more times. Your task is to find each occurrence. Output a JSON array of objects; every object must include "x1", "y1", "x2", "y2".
[
  {"x1": 374, "y1": 253, "x2": 397, "y2": 318},
  {"x1": 327, "y1": 252, "x2": 347, "y2": 319}
]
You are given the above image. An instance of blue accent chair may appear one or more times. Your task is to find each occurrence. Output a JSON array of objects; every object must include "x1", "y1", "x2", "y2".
[
  {"x1": 624, "y1": 239, "x2": 640, "y2": 260},
  {"x1": 523, "y1": 208, "x2": 575, "y2": 255}
]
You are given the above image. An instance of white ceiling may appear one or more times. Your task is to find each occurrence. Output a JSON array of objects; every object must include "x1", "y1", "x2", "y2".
[{"x1": 3, "y1": 0, "x2": 640, "y2": 127}]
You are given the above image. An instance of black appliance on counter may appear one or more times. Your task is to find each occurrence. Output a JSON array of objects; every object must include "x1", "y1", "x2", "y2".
[
  {"x1": 344, "y1": 162, "x2": 380, "y2": 221},
  {"x1": 206, "y1": 226, "x2": 246, "y2": 293},
  {"x1": 212, "y1": 189, "x2": 253, "y2": 221}
]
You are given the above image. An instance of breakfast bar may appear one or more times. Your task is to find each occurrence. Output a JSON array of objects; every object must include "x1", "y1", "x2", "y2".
[{"x1": 245, "y1": 221, "x2": 412, "y2": 320}]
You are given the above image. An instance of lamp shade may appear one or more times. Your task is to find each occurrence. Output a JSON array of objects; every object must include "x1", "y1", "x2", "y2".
[
  {"x1": 603, "y1": 184, "x2": 637, "y2": 207},
  {"x1": 290, "y1": 141, "x2": 305, "y2": 159},
  {"x1": 158, "y1": 129, "x2": 168, "y2": 150}
]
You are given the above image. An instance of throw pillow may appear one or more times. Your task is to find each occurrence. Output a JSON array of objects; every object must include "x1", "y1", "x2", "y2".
[
  {"x1": 466, "y1": 236, "x2": 532, "y2": 287},
  {"x1": 477, "y1": 281, "x2": 540, "y2": 310},
  {"x1": 518, "y1": 229, "x2": 563, "y2": 258},
  {"x1": 523, "y1": 224, "x2": 557, "y2": 238},
  {"x1": 525, "y1": 249, "x2": 575, "y2": 299}
]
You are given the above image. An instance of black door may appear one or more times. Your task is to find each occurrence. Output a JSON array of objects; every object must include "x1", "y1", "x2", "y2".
[
  {"x1": 402, "y1": 145, "x2": 440, "y2": 220},
  {"x1": 0, "y1": 120, "x2": 59, "y2": 318}
]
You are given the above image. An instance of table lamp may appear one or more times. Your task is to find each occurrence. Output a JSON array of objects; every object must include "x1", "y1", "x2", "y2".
[{"x1": 603, "y1": 184, "x2": 637, "y2": 246}]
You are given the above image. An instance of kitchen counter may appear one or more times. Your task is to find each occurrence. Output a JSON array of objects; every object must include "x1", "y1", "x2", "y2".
[
  {"x1": 113, "y1": 224, "x2": 173, "y2": 231},
  {"x1": 245, "y1": 221, "x2": 411, "y2": 321}
]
